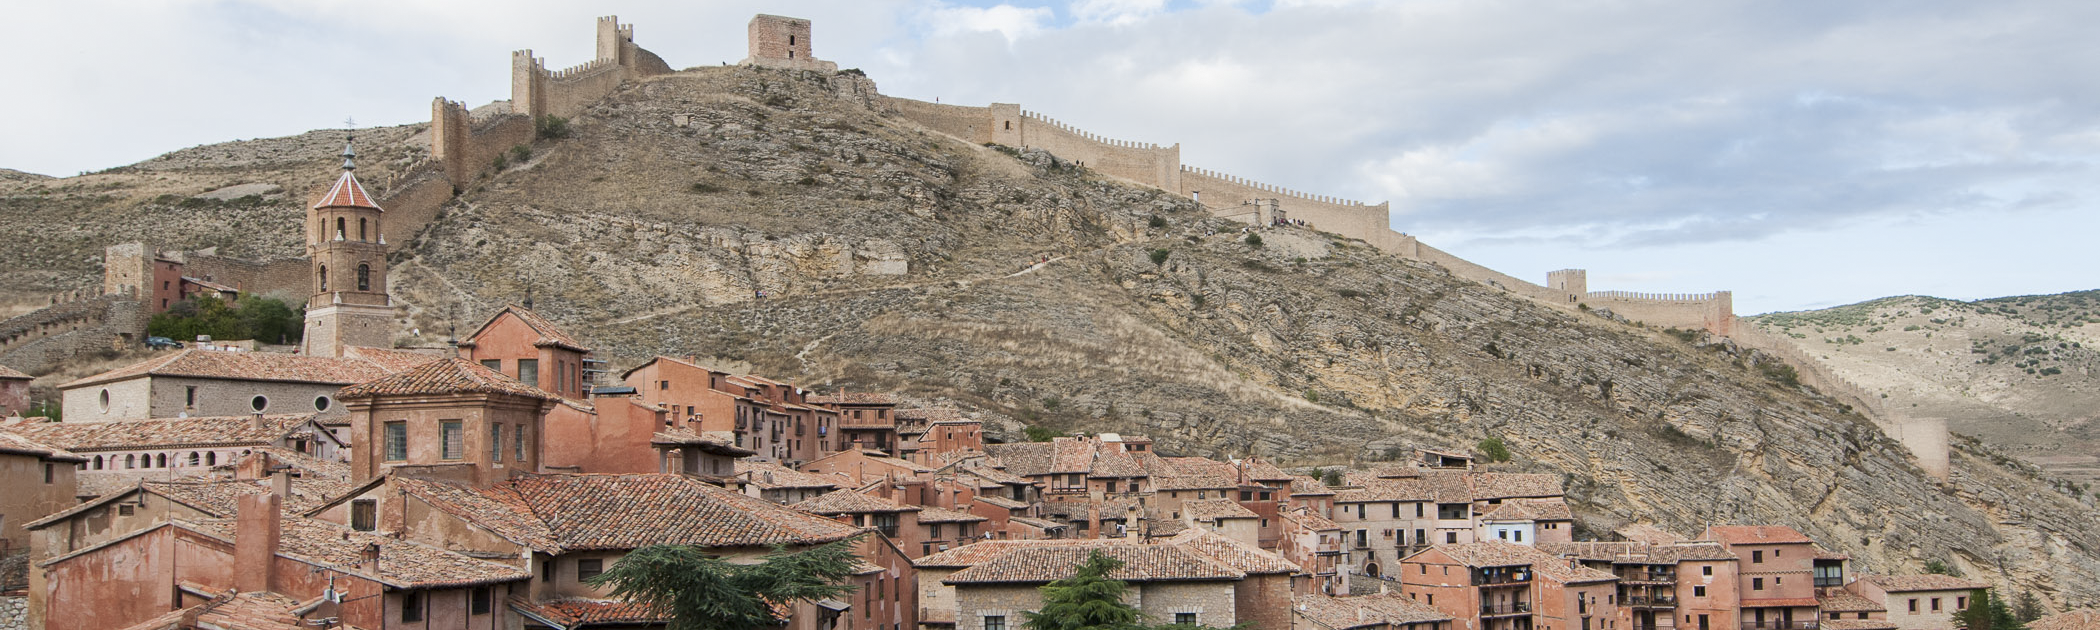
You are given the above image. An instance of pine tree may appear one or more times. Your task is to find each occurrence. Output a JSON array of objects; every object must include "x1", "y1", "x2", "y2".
[
  {"x1": 1025, "y1": 551, "x2": 1147, "y2": 630},
  {"x1": 1953, "y1": 589, "x2": 2025, "y2": 630},
  {"x1": 2013, "y1": 591, "x2": 2045, "y2": 623},
  {"x1": 585, "y1": 537, "x2": 864, "y2": 630}
]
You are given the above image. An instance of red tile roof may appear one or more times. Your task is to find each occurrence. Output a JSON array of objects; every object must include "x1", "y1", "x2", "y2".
[
  {"x1": 1819, "y1": 593, "x2": 1885, "y2": 613},
  {"x1": 812, "y1": 392, "x2": 901, "y2": 405},
  {"x1": 920, "y1": 507, "x2": 990, "y2": 524},
  {"x1": 1167, "y1": 529, "x2": 1300, "y2": 575},
  {"x1": 1183, "y1": 498, "x2": 1259, "y2": 521},
  {"x1": 465, "y1": 305, "x2": 590, "y2": 352},
  {"x1": 0, "y1": 364, "x2": 29, "y2": 380},
  {"x1": 1296, "y1": 593, "x2": 1453, "y2": 629},
  {"x1": 498, "y1": 473, "x2": 865, "y2": 550},
  {"x1": 1705, "y1": 525, "x2": 1815, "y2": 546},
  {"x1": 973, "y1": 495, "x2": 1030, "y2": 510},
  {"x1": 518, "y1": 598, "x2": 672, "y2": 627},
  {"x1": 943, "y1": 543, "x2": 1244, "y2": 584},
  {"x1": 1281, "y1": 507, "x2": 1340, "y2": 531},
  {"x1": 1820, "y1": 620, "x2": 1899, "y2": 630},
  {"x1": 738, "y1": 460, "x2": 850, "y2": 490},
  {"x1": 1858, "y1": 574, "x2": 1990, "y2": 592},
  {"x1": 313, "y1": 170, "x2": 380, "y2": 209},
  {"x1": 1480, "y1": 498, "x2": 1574, "y2": 521},
  {"x1": 794, "y1": 489, "x2": 921, "y2": 514},
  {"x1": 62, "y1": 349, "x2": 404, "y2": 389},
  {"x1": 0, "y1": 429, "x2": 85, "y2": 462},
  {"x1": 336, "y1": 358, "x2": 556, "y2": 400},
  {"x1": 5, "y1": 414, "x2": 318, "y2": 451},
  {"x1": 1740, "y1": 598, "x2": 1822, "y2": 608},
  {"x1": 1424, "y1": 540, "x2": 1557, "y2": 568},
  {"x1": 120, "y1": 587, "x2": 367, "y2": 630},
  {"x1": 915, "y1": 539, "x2": 1122, "y2": 568}
]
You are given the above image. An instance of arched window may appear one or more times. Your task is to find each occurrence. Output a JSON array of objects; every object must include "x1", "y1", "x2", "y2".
[
  {"x1": 335, "y1": 217, "x2": 346, "y2": 240},
  {"x1": 359, "y1": 217, "x2": 367, "y2": 241},
  {"x1": 125, "y1": 454, "x2": 136, "y2": 469},
  {"x1": 92, "y1": 455, "x2": 103, "y2": 470},
  {"x1": 188, "y1": 452, "x2": 200, "y2": 466},
  {"x1": 357, "y1": 264, "x2": 370, "y2": 291},
  {"x1": 156, "y1": 453, "x2": 167, "y2": 468},
  {"x1": 206, "y1": 452, "x2": 216, "y2": 466},
  {"x1": 319, "y1": 266, "x2": 329, "y2": 292}
]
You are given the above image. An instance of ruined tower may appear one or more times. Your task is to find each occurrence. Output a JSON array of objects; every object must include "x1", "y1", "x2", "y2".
[
  {"x1": 741, "y1": 14, "x2": 837, "y2": 72},
  {"x1": 302, "y1": 140, "x2": 394, "y2": 357}
]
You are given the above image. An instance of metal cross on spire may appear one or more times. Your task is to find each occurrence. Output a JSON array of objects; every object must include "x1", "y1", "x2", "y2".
[{"x1": 340, "y1": 116, "x2": 357, "y2": 171}]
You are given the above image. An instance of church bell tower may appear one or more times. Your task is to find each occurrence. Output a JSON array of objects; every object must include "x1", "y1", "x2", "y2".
[{"x1": 302, "y1": 138, "x2": 394, "y2": 357}]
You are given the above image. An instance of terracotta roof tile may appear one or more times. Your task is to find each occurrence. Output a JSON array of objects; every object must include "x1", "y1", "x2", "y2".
[
  {"x1": 916, "y1": 539, "x2": 1120, "y2": 568},
  {"x1": 465, "y1": 305, "x2": 589, "y2": 352},
  {"x1": 973, "y1": 495, "x2": 1030, "y2": 510},
  {"x1": 1051, "y1": 440, "x2": 1095, "y2": 474},
  {"x1": 1090, "y1": 450, "x2": 1145, "y2": 478},
  {"x1": 2032, "y1": 610, "x2": 2100, "y2": 630},
  {"x1": 920, "y1": 507, "x2": 990, "y2": 524},
  {"x1": 738, "y1": 460, "x2": 850, "y2": 490},
  {"x1": 1167, "y1": 529, "x2": 1300, "y2": 575},
  {"x1": 502, "y1": 473, "x2": 863, "y2": 550},
  {"x1": 983, "y1": 443, "x2": 1054, "y2": 477},
  {"x1": 1156, "y1": 474, "x2": 1237, "y2": 491},
  {"x1": 121, "y1": 588, "x2": 368, "y2": 630},
  {"x1": 336, "y1": 358, "x2": 556, "y2": 400},
  {"x1": 809, "y1": 391, "x2": 901, "y2": 405},
  {"x1": 0, "y1": 364, "x2": 30, "y2": 380},
  {"x1": 1183, "y1": 498, "x2": 1258, "y2": 522},
  {"x1": 1165, "y1": 456, "x2": 1237, "y2": 478},
  {"x1": 650, "y1": 428, "x2": 757, "y2": 456},
  {"x1": 337, "y1": 346, "x2": 446, "y2": 373},
  {"x1": 1296, "y1": 593, "x2": 1453, "y2": 629},
  {"x1": 0, "y1": 429, "x2": 85, "y2": 461},
  {"x1": 1239, "y1": 457, "x2": 1293, "y2": 482},
  {"x1": 1480, "y1": 498, "x2": 1574, "y2": 521},
  {"x1": 1282, "y1": 507, "x2": 1340, "y2": 531},
  {"x1": 314, "y1": 170, "x2": 380, "y2": 209},
  {"x1": 1859, "y1": 574, "x2": 1990, "y2": 592},
  {"x1": 959, "y1": 464, "x2": 1030, "y2": 486},
  {"x1": 5, "y1": 414, "x2": 317, "y2": 451},
  {"x1": 392, "y1": 476, "x2": 562, "y2": 552},
  {"x1": 1427, "y1": 541, "x2": 1559, "y2": 568},
  {"x1": 520, "y1": 598, "x2": 672, "y2": 626},
  {"x1": 1288, "y1": 475, "x2": 1337, "y2": 496},
  {"x1": 943, "y1": 543, "x2": 1244, "y2": 584},
  {"x1": 1819, "y1": 593, "x2": 1885, "y2": 613},
  {"x1": 1821, "y1": 620, "x2": 1899, "y2": 630},
  {"x1": 63, "y1": 349, "x2": 404, "y2": 389},
  {"x1": 191, "y1": 517, "x2": 527, "y2": 588},
  {"x1": 793, "y1": 489, "x2": 921, "y2": 514}
]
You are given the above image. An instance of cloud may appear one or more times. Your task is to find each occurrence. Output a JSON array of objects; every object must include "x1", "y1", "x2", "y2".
[
  {"x1": 921, "y1": 3, "x2": 1055, "y2": 44},
  {"x1": 1070, "y1": 0, "x2": 1169, "y2": 25}
]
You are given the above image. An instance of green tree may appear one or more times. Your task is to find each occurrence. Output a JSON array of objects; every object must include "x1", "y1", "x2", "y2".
[
  {"x1": 1244, "y1": 234, "x2": 1262, "y2": 248},
  {"x1": 1952, "y1": 589, "x2": 2024, "y2": 630},
  {"x1": 1025, "y1": 426, "x2": 1063, "y2": 442},
  {"x1": 1149, "y1": 249, "x2": 1170, "y2": 267},
  {"x1": 585, "y1": 537, "x2": 864, "y2": 630},
  {"x1": 1321, "y1": 468, "x2": 1344, "y2": 487},
  {"x1": 1924, "y1": 559, "x2": 1964, "y2": 577},
  {"x1": 1024, "y1": 551, "x2": 1146, "y2": 630},
  {"x1": 147, "y1": 295, "x2": 304, "y2": 344},
  {"x1": 1478, "y1": 436, "x2": 1512, "y2": 462},
  {"x1": 2013, "y1": 591, "x2": 2044, "y2": 623}
]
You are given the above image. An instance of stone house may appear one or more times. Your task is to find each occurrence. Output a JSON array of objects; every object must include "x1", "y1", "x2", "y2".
[
  {"x1": 336, "y1": 358, "x2": 558, "y2": 488},
  {"x1": 1166, "y1": 529, "x2": 1304, "y2": 630},
  {"x1": 1537, "y1": 538, "x2": 1743, "y2": 630},
  {"x1": 1476, "y1": 499, "x2": 1576, "y2": 546},
  {"x1": 1533, "y1": 556, "x2": 1622, "y2": 630},
  {"x1": 621, "y1": 356, "x2": 790, "y2": 459},
  {"x1": 804, "y1": 447, "x2": 937, "y2": 485},
  {"x1": 812, "y1": 391, "x2": 901, "y2": 455},
  {"x1": 5, "y1": 413, "x2": 344, "y2": 498},
  {"x1": 36, "y1": 491, "x2": 529, "y2": 630},
  {"x1": 58, "y1": 348, "x2": 425, "y2": 422},
  {"x1": 1399, "y1": 541, "x2": 1560, "y2": 630},
  {"x1": 1280, "y1": 506, "x2": 1348, "y2": 596},
  {"x1": 1814, "y1": 592, "x2": 1894, "y2": 630},
  {"x1": 796, "y1": 487, "x2": 989, "y2": 559},
  {"x1": 0, "y1": 430, "x2": 81, "y2": 553},
  {"x1": 1333, "y1": 469, "x2": 1568, "y2": 578},
  {"x1": 1181, "y1": 498, "x2": 1263, "y2": 548},
  {"x1": 0, "y1": 364, "x2": 29, "y2": 417},
  {"x1": 740, "y1": 459, "x2": 851, "y2": 504},
  {"x1": 1848, "y1": 575, "x2": 1988, "y2": 630},
  {"x1": 1295, "y1": 592, "x2": 1455, "y2": 630},
  {"x1": 1701, "y1": 526, "x2": 1823, "y2": 630}
]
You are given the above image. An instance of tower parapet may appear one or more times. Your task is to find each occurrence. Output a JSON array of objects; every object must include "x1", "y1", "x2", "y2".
[{"x1": 742, "y1": 14, "x2": 839, "y2": 72}]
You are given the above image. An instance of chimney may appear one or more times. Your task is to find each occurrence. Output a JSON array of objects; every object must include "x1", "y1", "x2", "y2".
[
  {"x1": 360, "y1": 541, "x2": 381, "y2": 571},
  {"x1": 250, "y1": 412, "x2": 265, "y2": 430},
  {"x1": 271, "y1": 470, "x2": 292, "y2": 499},
  {"x1": 234, "y1": 492, "x2": 282, "y2": 594},
  {"x1": 1087, "y1": 502, "x2": 1102, "y2": 540},
  {"x1": 235, "y1": 451, "x2": 266, "y2": 480}
]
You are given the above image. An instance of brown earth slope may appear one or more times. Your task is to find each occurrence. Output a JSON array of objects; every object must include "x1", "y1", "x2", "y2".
[{"x1": 5, "y1": 66, "x2": 2099, "y2": 608}]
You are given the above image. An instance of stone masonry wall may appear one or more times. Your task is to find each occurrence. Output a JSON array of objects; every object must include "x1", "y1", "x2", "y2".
[
  {"x1": 1017, "y1": 110, "x2": 1181, "y2": 192},
  {"x1": 1582, "y1": 291, "x2": 1735, "y2": 336},
  {"x1": 180, "y1": 252, "x2": 309, "y2": 301},
  {"x1": 0, "y1": 296, "x2": 143, "y2": 376},
  {"x1": 0, "y1": 595, "x2": 24, "y2": 630},
  {"x1": 883, "y1": 98, "x2": 996, "y2": 144}
]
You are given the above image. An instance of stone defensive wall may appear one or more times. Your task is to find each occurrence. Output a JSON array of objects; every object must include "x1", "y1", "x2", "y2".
[
  {"x1": 371, "y1": 155, "x2": 453, "y2": 251},
  {"x1": 0, "y1": 295, "x2": 144, "y2": 376},
  {"x1": 429, "y1": 97, "x2": 535, "y2": 189},
  {"x1": 1730, "y1": 322, "x2": 1948, "y2": 480},
  {"x1": 178, "y1": 251, "x2": 309, "y2": 301},
  {"x1": 1011, "y1": 109, "x2": 1182, "y2": 193},
  {"x1": 1582, "y1": 291, "x2": 1736, "y2": 336}
]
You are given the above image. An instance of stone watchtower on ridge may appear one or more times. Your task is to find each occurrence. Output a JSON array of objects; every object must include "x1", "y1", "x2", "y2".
[
  {"x1": 742, "y1": 14, "x2": 837, "y2": 72},
  {"x1": 302, "y1": 142, "x2": 394, "y2": 358}
]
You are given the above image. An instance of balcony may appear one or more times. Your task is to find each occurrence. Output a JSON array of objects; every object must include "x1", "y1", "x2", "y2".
[
  {"x1": 1623, "y1": 595, "x2": 1678, "y2": 608},
  {"x1": 1481, "y1": 602, "x2": 1533, "y2": 617},
  {"x1": 1620, "y1": 569, "x2": 1677, "y2": 583},
  {"x1": 1475, "y1": 569, "x2": 1532, "y2": 586},
  {"x1": 1740, "y1": 623, "x2": 1817, "y2": 630}
]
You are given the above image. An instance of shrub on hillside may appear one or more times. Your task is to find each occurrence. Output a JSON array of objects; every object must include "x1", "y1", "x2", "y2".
[
  {"x1": 148, "y1": 295, "x2": 304, "y2": 345},
  {"x1": 1478, "y1": 436, "x2": 1512, "y2": 462},
  {"x1": 535, "y1": 115, "x2": 570, "y2": 140}
]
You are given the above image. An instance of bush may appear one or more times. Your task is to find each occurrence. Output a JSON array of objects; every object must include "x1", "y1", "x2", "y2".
[
  {"x1": 1245, "y1": 233, "x2": 1263, "y2": 248},
  {"x1": 797, "y1": 176, "x2": 818, "y2": 186},
  {"x1": 1757, "y1": 361, "x2": 1800, "y2": 387},
  {"x1": 508, "y1": 145, "x2": 533, "y2": 164},
  {"x1": 691, "y1": 182, "x2": 724, "y2": 194},
  {"x1": 1024, "y1": 426, "x2": 1063, "y2": 442},
  {"x1": 1321, "y1": 468, "x2": 1344, "y2": 486},
  {"x1": 149, "y1": 295, "x2": 304, "y2": 344},
  {"x1": 1923, "y1": 559, "x2": 1962, "y2": 577},
  {"x1": 1478, "y1": 436, "x2": 1512, "y2": 462},
  {"x1": 1339, "y1": 289, "x2": 1364, "y2": 298},
  {"x1": 1148, "y1": 215, "x2": 1167, "y2": 229},
  {"x1": 535, "y1": 115, "x2": 571, "y2": 140},
  {"x1": 1303, "y1": 389, "x2": 1320, "y2": 403},
  {"x1": 491, "y1": 154, "x2": 508, "y2": 171},
  {"x1": 1149, "y1": 249, "x2": 1170, "y2": 266}
]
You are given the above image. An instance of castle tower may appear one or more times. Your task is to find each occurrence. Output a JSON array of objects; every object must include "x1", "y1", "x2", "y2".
[
  {"x1": 302, "y1": 140, "x2": 394, "y2": 358},
  {"x1": 741, "y1": 15, "x2": 838, "y2": 72}
]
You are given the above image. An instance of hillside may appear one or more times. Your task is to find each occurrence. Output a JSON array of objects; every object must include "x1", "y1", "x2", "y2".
[
  {"x1": 6, "y1": 65, "x2": 2100, "y2": 608},
  {"x1": 1747, "y1": 293, "x2": 2100, "y2": 480}
]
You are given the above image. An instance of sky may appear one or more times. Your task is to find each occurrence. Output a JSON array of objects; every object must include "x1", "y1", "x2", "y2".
[{"x1": 4, "y1": 0, "x2": 2096, "y2": 314}]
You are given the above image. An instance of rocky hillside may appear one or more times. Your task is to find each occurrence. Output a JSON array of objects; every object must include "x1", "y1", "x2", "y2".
[
  {"x1": 7, "y1": 65, "x2": 2100, "y2": 608},
  {"x1": 1748, "y1": 294, "x2": 2100, "y2": 481}
]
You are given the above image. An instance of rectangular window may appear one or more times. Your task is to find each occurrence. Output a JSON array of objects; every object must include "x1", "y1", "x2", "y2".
[
  {"x1": 185, "y1": 386, "x2": 197, "y2": 408},
  {"x1": 491, "y1": 423, "x2": 504, "y2": 462},
  {"x1": 1752, "y1": 578, "x2": 1764, "y2": 590},
  {"x1": 481, "y1": 359, "x2": 500, "y2": 372},
  {"x1": 471, "y1": 586, "x2": 491, "y2": 615},
  {"x1": 985, "y1": 616, "x2": 1007, "y2": 630},
  {"x1": 1931, "y1": 598, "x2": 1942, "y2": 612},
  {"x1": 516, "y1": 425, "x2": 527, "y2": 461},
  {"x1": 1753, "y1": 550, "x2": 1764, "y2": 563},
  {"x1": 1392, "y1": 503, "x2": 1400, "y2": 518},
  {"x1": 1176, "y1": 613, "x2": 1197, "y2": 625},
  {"x1": 441, "y1": 420, "x2": 463, "y2": 459},
  {"x1": 351, "y1": 500, "x2": 376, "y2": 531},
  {"x1": 543, "y1": 557, "x2": 557, "y2": 582},
  {"x1": 384, "y1": 422, "x2": 407, "y2": 461},
  {"x1": 1417, "y1": 503, "x2": 1425, "y2": 518},
  {"x1": 1446, "y1": 532, "x2": 1458, "y2": 544},
  {"x1": 401, "y1": 591, "x2": 423, "y2": 623},
  {"x1": 1693, "y1": 586, "x2": 1705, "y2": 597},
  {"x1": 1958, "y1": 597, "x2": 1968, "y2": 610},
  {"x1": 1514, "y1": 530, "x2": 1523, "y2": 542},
  {"x1": 578, "y1": 558, "x2": 604, "y2": 581},
  {"x1": 44, "y1": 463, "x2": 54, "y2": 484},
  {"x1": 1415, "y1": 529, "x2": 1426, "y2": 545},
  {"x1": 1909, "y1": 599, "x2": 1919, "y2": 613},
  {"x1": 518, "y1": 358, "x2": 540, "y2": 387}
]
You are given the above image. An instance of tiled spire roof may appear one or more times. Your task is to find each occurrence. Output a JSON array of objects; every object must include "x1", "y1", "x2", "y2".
[{"x1": 313, "y1": 170, "x2": 380, "y2": 210}]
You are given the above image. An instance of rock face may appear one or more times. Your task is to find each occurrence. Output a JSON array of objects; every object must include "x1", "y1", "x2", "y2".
[{"x1": 4, "y1": 65, "x2": 2100, "y2": 609}]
